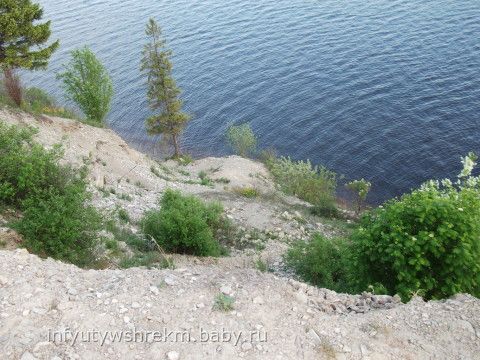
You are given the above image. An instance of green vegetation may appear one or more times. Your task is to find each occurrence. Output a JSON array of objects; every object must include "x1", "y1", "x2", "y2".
[
  {"x1": 352, "y1": 153, "x2": 480, "y2": 301},
  {"x1": 198, "y1": 170, "x2": 213, "y2": 186},
  {"x1": 0, "y1": 84, "x2": 79, "y2": 120},
  {"x1": 345, "y1": 178, "x2": 371, "y2": 215},
  {"x1": 104, "y1": 220, "x2": 174, "y2": 269},
  {"x1": 0, "y1": 122, "x2": 101, "y2": 267},
  {"x1": 226, "y1": 123, "x2": 257, "y2": 157},
  {"x1": 141, "y1": 189, "x2": 227, "y2": 257},
  {"x1": 255, "y1": 258, "x2": 268, "y2": 272},
  {"x1": 0, "y1": 0, "x2": 59, "y2": 105},
  {"x1": 141, "y1": 18, "x2": 190, "y2": 158},
  {"x1": 23, "y1": 87, "x2": 79, "y2": 119},
  {"x1": 286, "y1": 153, "x2": 480, "y2": 301},
  {"x1": 285, "y1": 234, "x2": 351, "y2": 293},
  {"x1": 233, "y1": 186, "x2": 259, "y2": 198},
  {"x1": 117, "y1": 208, "x2": 130, "y2": 223},
  {"x1": 267, "y1": 156, "x2": 337, "y2": 217},
  {"x1": 57, "y1": 47, "x2": 113, "y2": 123},
  {"x1": 213, "y1": 293, "x2": 235, "y2": 312}
]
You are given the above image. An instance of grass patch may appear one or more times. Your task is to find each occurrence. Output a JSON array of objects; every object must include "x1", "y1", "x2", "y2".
[
  {"x1": 233, "y1": 186, "x2": 259, "y2": 198},
  {"x1": 213, "y1": 293, "x2": 235, "y2": 312}
]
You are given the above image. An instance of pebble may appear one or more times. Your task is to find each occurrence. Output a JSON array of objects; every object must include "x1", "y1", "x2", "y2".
[
  {"x1": 20, "y1": 352, "x2": 37, "y2": 360},
  {"x1": 220, "y1": 286, "x2": 232, "y2": 295},
  {"x1": 253, "y1": 296, "x2": 264, "y2": 305},
  {"x1": 241, "y1": 342, "x2": 253, "y2": 351},
  {"x1": 149, "y1": 286, "x2": 159, "y2": 295},
  {"x1": 164, "y1": 277, "x2": 176, "y2": 286},
  {"x1": 166, "y1": 351, "x2": 180, "y2": 360}
]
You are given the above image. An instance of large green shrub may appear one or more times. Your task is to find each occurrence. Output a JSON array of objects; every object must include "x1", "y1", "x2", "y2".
[
  {"x1": 226, "y1": 123, "x2": 257, "y2": 157},
  {"x1": 352, "y1": 153, "x2": 480, "y2": 301},
  {"x1": 14, "y1": 180, "x2": 101, "y2": 266},
  {"x1": 141, "y1": 189, "x2": 224, "y2": 256},
  {"x1": 268, "y1": 156, "x2": 337, "y2": 215},
  {"x1": 0, "y1": 122, "x2": 101, "y2": 266},
  {"x1": 57, "y1": 47, "x2": 113, "y2": 123},
  {"x1": 285, "y1": 234, "x2": 352, "y2": 292}
]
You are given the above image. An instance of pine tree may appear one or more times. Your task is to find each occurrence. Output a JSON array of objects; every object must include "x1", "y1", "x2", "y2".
[
  {"x1": 141, "y1": 18, "x2": 190, "y2": 158},
  {"x1": 0, "y1": 0, "x2": 59, "y2": 104}
]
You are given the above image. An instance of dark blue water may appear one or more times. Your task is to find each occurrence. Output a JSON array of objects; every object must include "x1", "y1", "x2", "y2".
[{"x1": 24, "y1": 0, "x2": 480, "y2": 203}]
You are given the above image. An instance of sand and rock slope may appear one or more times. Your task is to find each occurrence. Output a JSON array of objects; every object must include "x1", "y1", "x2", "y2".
[
  {"x1": 1, "y1": 249, "x2": 480, "y2": 360},
  {"x1": 0, "y1": 109, "x2": 480, "y2": 359}
]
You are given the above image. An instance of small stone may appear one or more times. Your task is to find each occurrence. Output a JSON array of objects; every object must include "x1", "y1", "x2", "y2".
[
  {"x1": 20, "y1": 352, "x2": 37, "y2": 360},
  {"x1": 360, "y1": 344, "x2": 368, "y2": 356},
  {"x1": 164, "y1": 277, "x2": 176, "y2": 286},
  {"x1": 253, "y1": 296, "x2": 264, "y2": 305},
  {"x1": 123, "y1": 316, "x2": 130, "y2": 323},
  {"x1": 131, "y1": 302, "x2": 140, "y2": 309},
  {"x1": 150, "y1": 286, "x2": 159, "y2": 295},
  {"x1": 308, "y1": 329, "x2": 321, "y2": 345},
  {"x1": 220, "y1": 286, "x2": 232, "y2": 295},
  {"x1": 166, "y1": 351, "x2": 180, "y2": 360},
  {"x1": 241, "y1": 342, "x2": 253, "y2": 351},
  {"x1": 67, "y1": 288, "x2": 78, "y2": 296}
]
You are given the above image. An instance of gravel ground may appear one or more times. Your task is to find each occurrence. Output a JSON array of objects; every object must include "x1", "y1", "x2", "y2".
[
  {"x1": 1, "y1": 249, "x2": 479, "y2": 360},
  {"x1": 1, "y1": 109, "x2": 479, "y2": 359}
]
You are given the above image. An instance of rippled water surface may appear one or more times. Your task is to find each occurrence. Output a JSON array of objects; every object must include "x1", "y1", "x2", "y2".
[{"x1": 25, "y1": 0, "x2": 480, "y2": 203}]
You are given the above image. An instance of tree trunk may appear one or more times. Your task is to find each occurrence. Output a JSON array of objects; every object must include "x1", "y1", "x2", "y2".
[
  {"x1": 172, "y1": 134, "x2": 180, "y2": 158},
  {"x1": 3, "y1": 68, "x2": 22, "y2": 106}
]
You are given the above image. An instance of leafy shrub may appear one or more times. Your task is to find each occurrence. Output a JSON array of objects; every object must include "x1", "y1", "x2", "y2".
[
  {"x1": 226, "y1": 123, "x2": 257, "y2": 157},
  {"x1": 345, "y1": 179, "x2": 371, "y2": 215},
  {"x1": 141, "y1": 189, "x2": 225, "y2": 256},
  {"x1": 24, "y1": 87, "x2": 55, "y2": 109},
  {"x1": 352, "y1": 153, "x2": 480, "y2": 301},
  {"x1": 14, "y1": 184, "x2": 101, "y2": 267},
  {"x1": 198, "y1": 170, "x2": 213, "y2": 186},
  {"x1": 0, "y1": 122, "x2": 101, "y2": 266},
  {"x1": 213, "y1": 293, "x2": 235, "y2": 311},
  {"x1": 23, "y1": 87, "x2": 79, "y2": 120},
  {"x1": 57, "y1": 47, "x2": 113, "y2": 123},
  {"x1": 233, "y1": 186, "x2": 258, "y2": 198},
  {"x1": 118, "y1": 208, "x2": 130, "y2": 223},
  {"x1": 269, "y1": 157, "x2": 337, "y2": 215},
  {"x1": 285, "y1": 234, "x2": 352, "y2": 292}
]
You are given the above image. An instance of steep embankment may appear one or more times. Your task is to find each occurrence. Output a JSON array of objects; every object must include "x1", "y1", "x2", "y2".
[
  {"x1": 1, "y1": 109, "x2": 479, "y2": 359},
  {"x1": 1, "y1": 249, "x2": 479, "y2": 360}
]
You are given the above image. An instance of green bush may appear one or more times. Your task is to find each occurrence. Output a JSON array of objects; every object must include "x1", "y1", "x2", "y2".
[
  {"x1": 14, "y1": 181, "x2": 101, "y2": 267},
  {"x1": 0, "y1": 122, "x2": 101, "y2": 267},
  {"x1": 345, "y1": 178, "x2": 371, "y2": 215},
  {"x1": 57, "y1": 47, "x2": 113, "y2": 123},
  {"x1": 352, "y1": 153, "x2": 480, "y2": 301},
  {"x1": 268, "y1": 156, "x2": 337, "y2": 215},
  {"x1": 226, "y1": 123, "x2": 257, "y2": 157},
  {"x1": 285, "y1": 234, "x2": 352, "y2": 292},
  {"x1": 23, "y1": 87, "x2": 79, "y2": 120},
  {"x1": 141, "y1": 189, "x2": 225, "y2": 256}
]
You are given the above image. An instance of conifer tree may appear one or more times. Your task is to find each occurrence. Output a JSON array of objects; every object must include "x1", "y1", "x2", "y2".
[
  {"x1": 0, "y1": 0, "x2": 59, "y2": 104},
  {"x1": 141, "y1": 18, "x2": 189, "y2": 158}
]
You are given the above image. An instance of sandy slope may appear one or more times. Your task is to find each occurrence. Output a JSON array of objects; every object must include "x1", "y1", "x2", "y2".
[
  {"x1": 1, "y1": 249, "x2": 479, "y2": 360},
  {"x1": 0, "y1": 109, "x2": 479, "y2": 359}
]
